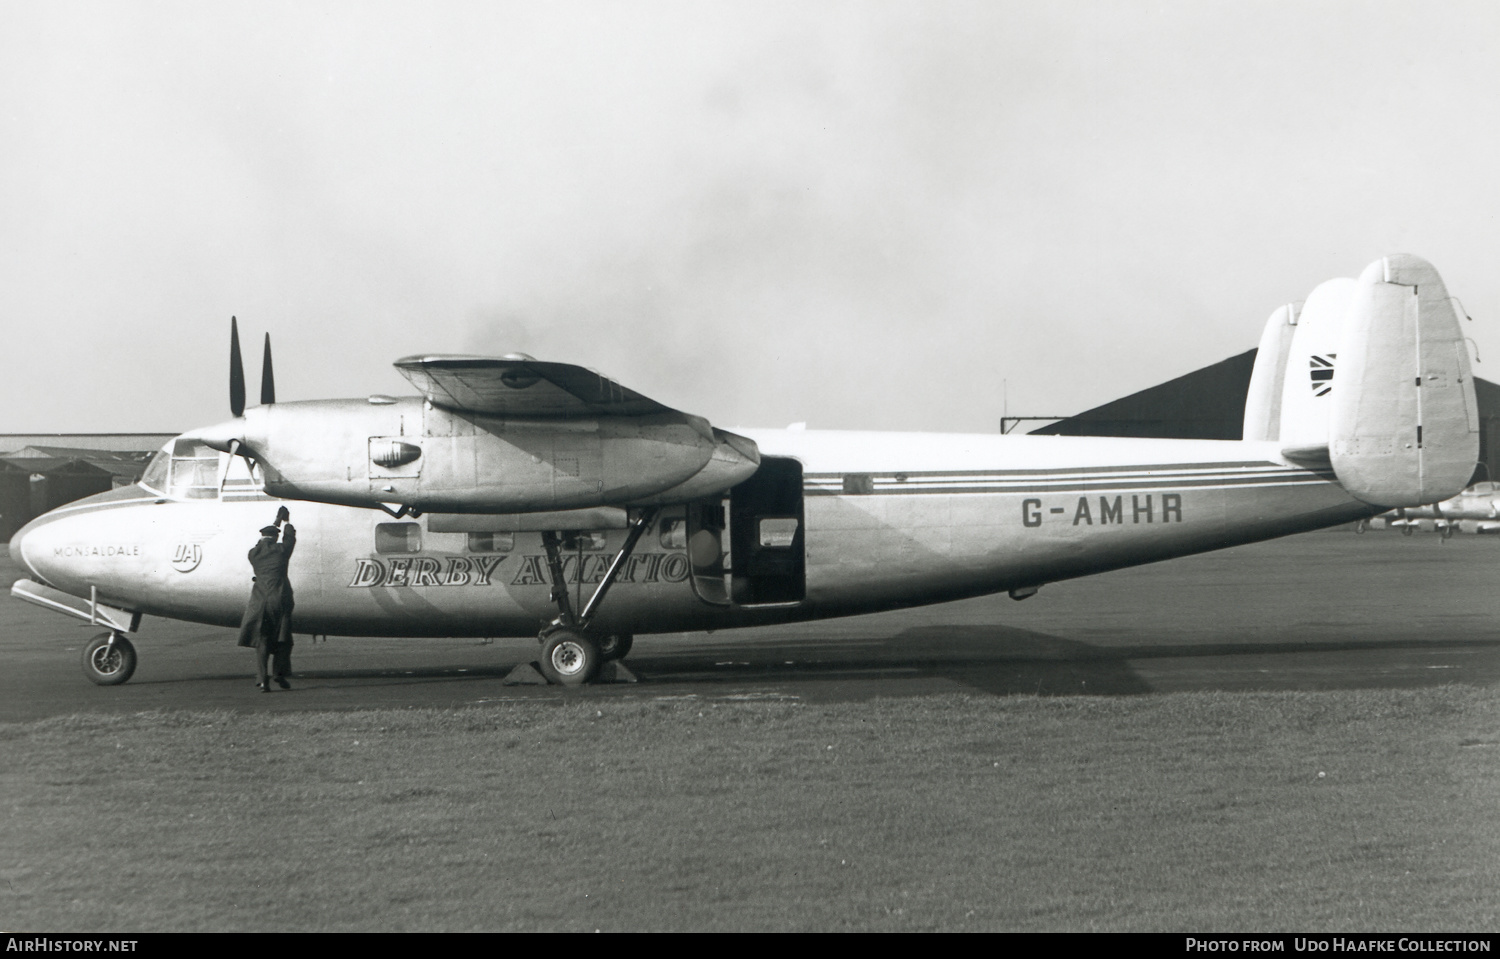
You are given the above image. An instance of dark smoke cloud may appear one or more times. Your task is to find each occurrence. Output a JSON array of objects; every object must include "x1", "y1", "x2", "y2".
[{"x1": 3, "y1": 2, "x2": 1499, "y2": 432}]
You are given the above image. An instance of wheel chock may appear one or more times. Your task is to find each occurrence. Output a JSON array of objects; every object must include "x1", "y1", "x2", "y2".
[
  {"x1": 502, "y1": 661, "x2": 549, "y2": 685},
  {"x1": 502, "y1": 659, "x2": 639, "y2": 685},
  {"x1": 597, "y1": 661, "x2": 638, "y2": 684}
]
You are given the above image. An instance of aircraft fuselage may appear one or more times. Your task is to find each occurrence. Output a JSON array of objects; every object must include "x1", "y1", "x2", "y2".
[{"x1": 10, "y1": 430, "x2": 1374, "y2": 639}]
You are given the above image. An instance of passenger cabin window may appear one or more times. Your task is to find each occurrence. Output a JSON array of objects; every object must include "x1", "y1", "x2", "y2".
[
  {"x1": 466, "y1": 532, "x2": 514, "y2": 553},
  {"x1": 758, "y1": 517, "x2": 800, "y2": 548},
  {"x1": 375, "y1": 523, "x2": 421, "y2": 554},
  {"x1": 563, "y1": 532, "x2": 608, "y2": 551},
  {"x1": 659, "y1": 518, "x2": 688, "y2": 549},
  {"x1": 168, "y1": 440, "x2": 222, "y2": 499}
]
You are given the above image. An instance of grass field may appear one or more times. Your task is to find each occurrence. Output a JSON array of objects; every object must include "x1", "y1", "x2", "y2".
[{"x1": 3, "y1": 688, "x2": 1498, "y2": 932}]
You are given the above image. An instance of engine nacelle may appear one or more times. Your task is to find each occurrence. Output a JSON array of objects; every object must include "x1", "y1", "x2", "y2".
[{"x1": 185, "y1": 397, "x2": 760, "y2": 514}]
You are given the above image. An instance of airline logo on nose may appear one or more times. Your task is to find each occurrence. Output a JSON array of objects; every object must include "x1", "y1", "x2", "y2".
[
  {"x1": 171, "y1": 543, "x2": 202, "y2": 572},
  {"x1": 1310, "y1": 354, "x2": 1336, "y2": 396}
]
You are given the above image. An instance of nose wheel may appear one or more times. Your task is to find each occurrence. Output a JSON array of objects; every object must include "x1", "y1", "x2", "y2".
[{"x1": 82, "y1": 631, "x2": 137, "y2": 686}]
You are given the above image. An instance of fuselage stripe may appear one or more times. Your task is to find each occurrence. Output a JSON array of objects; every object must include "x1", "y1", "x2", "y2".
[
  {"x1": 802, "y1": 461, "x2": 1294, "y2": 478},
  {"x1": 805, "y1": 482, "x2": 1328, "y2": 497},
  {"x1": 803, "y1": 472, "x2": 1329, "y2": 495}
]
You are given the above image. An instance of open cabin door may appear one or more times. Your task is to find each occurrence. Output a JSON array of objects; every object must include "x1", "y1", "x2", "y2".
[{"x1": 727, "y1": 456, "x2": 805, "y2": 605}]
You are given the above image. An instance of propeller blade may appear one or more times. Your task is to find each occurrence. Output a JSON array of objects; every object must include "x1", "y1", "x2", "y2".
[
  {"x1": 229, "y1": 316, "x2": 245, "y2": 418},
  {"x1": 260, "y1": 333, "x2": 276, "y2": 405}
]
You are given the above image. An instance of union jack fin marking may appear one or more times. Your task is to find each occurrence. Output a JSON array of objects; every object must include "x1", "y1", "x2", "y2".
[{"x1": 1310, "y1": 353, "x2": 1336, "y2": 396}]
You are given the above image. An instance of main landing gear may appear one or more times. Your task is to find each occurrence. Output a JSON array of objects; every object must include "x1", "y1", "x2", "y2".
[
  {"x1": 82, "y1": 631, "x2": 137, "y2": 686},
  {"x1": 531, "y1": 509, "x2": 655, "y2": 686},
  {"x1": 597, "y1": 632, "x2": 633, "y2": 661}
]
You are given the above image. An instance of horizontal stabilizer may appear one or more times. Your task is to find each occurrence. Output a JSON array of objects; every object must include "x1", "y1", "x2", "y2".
[
  {"x1": 1281, "y1": 445, "x2": 1332, "y2": 471},
  {"x1": 1328, "y1": 255, "x2": 1478, "y2": 507}
]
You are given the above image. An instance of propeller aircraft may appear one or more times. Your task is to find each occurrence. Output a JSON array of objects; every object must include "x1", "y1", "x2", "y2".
[{"x1": 9, "y1": 255, "x2": 1482, "y2": 686}]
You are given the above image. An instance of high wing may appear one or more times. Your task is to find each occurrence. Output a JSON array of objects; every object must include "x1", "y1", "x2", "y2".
[
  {"x1": 394, "y1": 354, "x2": 678, "y2": 418},
  {"x1": 184, "y1": 348, "x2": 760, "y2": 516}
]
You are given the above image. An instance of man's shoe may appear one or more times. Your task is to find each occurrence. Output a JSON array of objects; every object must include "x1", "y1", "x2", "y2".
[
  {"x1": 257, "y1": 682, "x2": 269, "y2": 692},
  {"x1": 275, "y1": 677, "x2": 290, "y2": 690}
]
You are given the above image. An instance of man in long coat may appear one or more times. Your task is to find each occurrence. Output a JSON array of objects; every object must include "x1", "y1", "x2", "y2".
[{"x1": 237, "y1": 506, "x2": 296, "y2": 691}]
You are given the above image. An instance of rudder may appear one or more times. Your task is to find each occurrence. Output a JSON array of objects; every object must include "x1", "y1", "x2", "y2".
[{"x1": 1328, "y1": 255, "x2": 1478, "y2": 507}]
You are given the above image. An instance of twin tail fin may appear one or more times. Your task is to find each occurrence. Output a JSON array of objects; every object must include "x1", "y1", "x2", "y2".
[{"x1": 1243, "y1": 254, "x2": 1478, "y2": 508}]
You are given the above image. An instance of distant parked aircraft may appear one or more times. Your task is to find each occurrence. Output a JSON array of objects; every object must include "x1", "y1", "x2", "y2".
[{"x1": 1370, "y1": 481, "x2": 1500, "y2": 537}]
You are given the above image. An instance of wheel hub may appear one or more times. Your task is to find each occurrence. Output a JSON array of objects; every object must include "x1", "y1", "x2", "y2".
[
  {"x1": 550, "y1": 640, "x2": 587, "y2": 677},
  {"x1": 91, "y1": 646, "x2": 123, "y2": 674}
]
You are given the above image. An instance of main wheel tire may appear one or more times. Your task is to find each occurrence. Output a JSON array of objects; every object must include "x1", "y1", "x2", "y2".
[
  {"x1": 598, "y1": 633, "x2": 634, "y2": 662},
  {"x1": 82, "y1": 632, "x2": 137, "y2": 686},
  {"x1": 539, "y1": 629, "x2": 600, "y2": 686}
]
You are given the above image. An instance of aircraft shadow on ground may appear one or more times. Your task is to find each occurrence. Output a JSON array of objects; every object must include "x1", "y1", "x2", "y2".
[
  {"x1": 159, "y1": 663, "x2": 524, "y2": 687},
  {"x1": 630, "y1": 624, "x2": 1500, "y2": 697},
  {"x1": 147, "y1": 625, "x2": 1500, "y2": 698},
  {"x1": 630, "y1": 625, "x2": 1153, "y2": 696}
]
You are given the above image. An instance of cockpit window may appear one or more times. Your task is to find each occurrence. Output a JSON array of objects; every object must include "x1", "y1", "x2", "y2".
[
  {"x1": 168, "y1": 439, "x2": 222, "y2": 499},
  {"x1": 147, "y1": 439, "x2": 265, "y2": 500},
  {"x1": 140, "y1": 449, "x2": 170, "y2": 493}
]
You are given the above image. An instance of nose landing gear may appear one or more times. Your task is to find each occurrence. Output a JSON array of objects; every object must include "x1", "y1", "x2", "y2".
[
  {"x1": 82, "y1": 631, "x2": 137, "y2": 686},
  {"x1": 597, "y1": 632, "x2": 633, "y2": 662}
]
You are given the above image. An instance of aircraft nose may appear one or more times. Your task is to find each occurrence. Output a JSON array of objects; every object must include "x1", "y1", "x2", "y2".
[{"x1": 9, "y1": 512, "x2": 46, "y2": 580}]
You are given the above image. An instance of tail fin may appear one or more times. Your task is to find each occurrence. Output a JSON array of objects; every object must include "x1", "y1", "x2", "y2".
[
  {"x1": 1328, "y1": 255, "x2": 1479, "y2": 507},
  {"x1": 1242, "y1": 302, "x2": 1300, "y2": 442},
  {"x1": 1277, "y1": 277, "x2": 1357, "y2": 457}
]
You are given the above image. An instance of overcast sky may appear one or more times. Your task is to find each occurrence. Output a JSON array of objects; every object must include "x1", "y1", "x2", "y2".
[{"x1": 3, "y1": 1, "x2": 1498, "y2": 434}]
